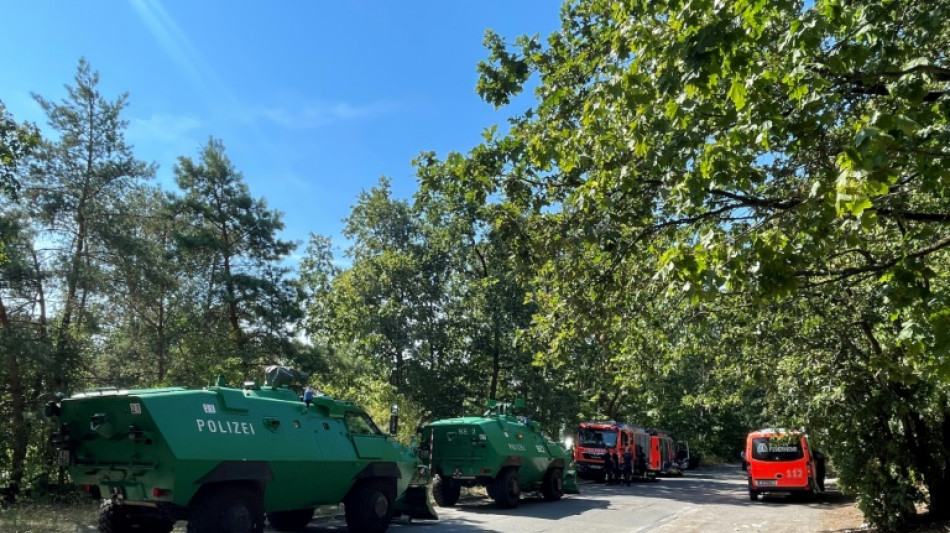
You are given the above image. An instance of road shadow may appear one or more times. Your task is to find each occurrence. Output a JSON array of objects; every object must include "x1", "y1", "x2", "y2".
[
  {"x1": 575, "y1": 465, "x2": 855, "y2": 510},
  {"x1": 450, "y1": 492, "x2": 611, "y2": 519},
  {"x1": 294, "y1": 501, "x2": 606, "y2": 533},
  {"x1": 291, "y1": 468, "x2": 856, "y2": 531},
  {"x1": 293, "y1": 494, "x2": 608, "y2": 532},
  {"x1": 298, "y1": 516, "x2": 446, "y2": 533}
]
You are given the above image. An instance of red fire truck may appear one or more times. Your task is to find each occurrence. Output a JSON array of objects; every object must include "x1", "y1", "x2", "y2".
[
  {"x1": 574, "y1": 421, "x2": 652, "y2": 479},
  {"x1": 647, "y1": 429, "x2": 681, "y2": 476}
]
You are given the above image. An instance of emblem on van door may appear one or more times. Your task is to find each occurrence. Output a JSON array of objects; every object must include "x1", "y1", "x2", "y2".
[{"x1": 756, "y1": 443, "x2": 768, "y2": 454}]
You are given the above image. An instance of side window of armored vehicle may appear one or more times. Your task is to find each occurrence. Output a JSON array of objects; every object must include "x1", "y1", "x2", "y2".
[
  {"x1": 622, "y1": 432, "x2": 629, "y2": 447},
  {"x1": 344, "y1": 411, "x2": 383, "y2": 435}
]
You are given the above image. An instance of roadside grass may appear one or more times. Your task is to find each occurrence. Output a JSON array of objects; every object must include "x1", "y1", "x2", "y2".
[
  {"x1": 0, "y1": 500, "x2": 99, "y2": 533},
  {"x1": 0, "y1": 501, "x2": 358, "y2": 532}
]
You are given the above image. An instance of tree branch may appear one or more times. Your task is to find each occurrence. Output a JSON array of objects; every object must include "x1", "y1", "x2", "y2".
[
  {"x1": 876, "y1": 209, "x2": 950, "y2": 223},
  {"x1": 797, "y1": 234, "x2": 950, "y2": 279},
  {"x1": 709, "y1": 189, "x2": 804, "y2": 210}
]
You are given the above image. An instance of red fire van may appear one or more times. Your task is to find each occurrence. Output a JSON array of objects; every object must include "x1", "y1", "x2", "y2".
[{"x1": 745, "y1": 428, "x2": 819, "y2": 500}]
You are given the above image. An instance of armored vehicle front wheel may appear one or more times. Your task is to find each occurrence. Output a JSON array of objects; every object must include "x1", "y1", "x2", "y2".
[
  {"x1": 432, "y1": 475, "x2": 461, "y2": 507},
  {"x1": 345, "y1": 479, "x2": 395, "y2": 533},
  {"x1": 266, "y1": 508, "x2": 314, "y2": 531},
  {"x1": 541, "y1": 468, "x2": 565, "y2": 501},
  {"x1": 187, "y1": 484, "x2": 264, "y2": 533},
  {"x1": 99, "y1": 500, "x2": 175, "y2": 533},
  {"x1": 491, "y1": 468, "x2": 521, "y2": 509}
]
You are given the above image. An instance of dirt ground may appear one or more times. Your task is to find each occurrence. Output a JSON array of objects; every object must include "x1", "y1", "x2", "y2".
[
  {"x1": 819, "y1": 494, "x2": 867, "y2": 532},
  {"x1": 816, "y1": 486, "x2": 950, "y2": 533}
]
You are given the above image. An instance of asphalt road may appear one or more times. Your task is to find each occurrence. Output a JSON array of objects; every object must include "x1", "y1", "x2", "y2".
[{"x1": 287, "y1": 466, "x2": 850, "y2": 533}]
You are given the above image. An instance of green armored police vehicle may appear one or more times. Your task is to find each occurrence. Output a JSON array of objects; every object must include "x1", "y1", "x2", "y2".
[
  {"x1": 417, "y1": 400, "x2": 578, "y2": 509},
  {"x1": 46, "y1": 367, "x2": 436, "y2": 533}
]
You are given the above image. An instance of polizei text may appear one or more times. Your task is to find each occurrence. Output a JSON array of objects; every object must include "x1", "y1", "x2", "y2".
[{"x1": 196, "y1": 419, "x2": 256, "y2": 435}]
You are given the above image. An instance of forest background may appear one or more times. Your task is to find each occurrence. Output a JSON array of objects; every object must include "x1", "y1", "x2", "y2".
[{"x1": 2, "y1": 0, "x2": 949, "y2": 531}]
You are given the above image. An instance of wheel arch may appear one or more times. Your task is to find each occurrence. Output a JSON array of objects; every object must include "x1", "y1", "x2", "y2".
[{"x1": 194, "y1": 461, "x2": 272, "y2": 487}]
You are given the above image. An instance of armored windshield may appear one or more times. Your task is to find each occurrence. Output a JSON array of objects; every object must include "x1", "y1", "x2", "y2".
[
  {"x1": 578, "y1": 427, "x2": 618, "y2": 448},
  {"x1": 345, "y1": 411, "x2": 383, "y2": 435},
  {"x1": 751, "y1": 437, "x2": 804, "y2": 461}
]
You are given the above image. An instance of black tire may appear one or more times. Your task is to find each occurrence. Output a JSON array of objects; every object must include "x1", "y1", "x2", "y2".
[
  {"x1": 431, "y1": 475, "x2": 461, "y2": 507},
  {"x1": 345, "y1": 479, "x2": 395, "y2": 533},
  {"x1": 266, "y1": 508, "x2": 314, "y2": 532},
  {"x1": 541, "y1": 468, "x2": 564, "y2": 501},
  {"x1": 749, "y1": 489, "x2": 759, "y2": 501},
  {"x1": 99, "y1": 500, "x2": 131, "y2": 533},
  {"x1": 187, "y1": 484, "x2": 264, "y2": 533},
  {"x1": 793, "y1": 488, "x2": 815, "y2": 502},
  {"x1": 99, "y1": 500, "x2": 175, "y2": 533},
  {"x1": 491, "y1": 468, "x2": 521, "y2": 509}
]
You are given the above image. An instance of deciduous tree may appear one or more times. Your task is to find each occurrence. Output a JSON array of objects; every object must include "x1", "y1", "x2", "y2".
[{"x1": 420, "y1": 0, "x2": 950, "y2": 528}]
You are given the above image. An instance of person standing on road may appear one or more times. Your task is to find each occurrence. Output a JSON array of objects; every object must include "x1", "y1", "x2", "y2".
[
  {"x1": 622, "y1": 446, "x2": 633, "y2": 486},
  {"x1": 611, "y1": 451, "x2": 621, "y2": 484},
  {"x1": 635, "y1": 445, "x2": 648, "y2": 478},
  {"x1": 813, "y1": 450, "x2": 826, "y2": 492},
  {"x1": 603, "y1": 451, "x2": 616, "y2": 484}
]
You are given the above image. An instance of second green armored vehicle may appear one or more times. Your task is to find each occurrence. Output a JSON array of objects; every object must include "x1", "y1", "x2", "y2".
[
  {"x1": 46, "y1": 367, "x2": 435, "y2": 533},
  {"x1": 417, "y1": 400, "x2": 578, "y2": 509}
]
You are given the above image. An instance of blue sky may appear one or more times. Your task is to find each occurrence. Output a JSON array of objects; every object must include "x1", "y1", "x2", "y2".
[{"x1": 0, "y1": 1, "x2": 562, "y2": 260}]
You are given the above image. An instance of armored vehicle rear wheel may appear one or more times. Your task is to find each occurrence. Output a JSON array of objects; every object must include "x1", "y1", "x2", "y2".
[
  {"x1": 99, "y1": 500, "x2": 175, "y2": 533},
  {"x1": 491, "y1": 468, "x2": 521, "y2": 509},
  {"x1": 266, "y1": 508, "x2": 314, "y2": 531},
  {"x1": 541, "y1": 468, "x2": 565, "y2": 501},
  {"x1": 345, "y1": 479, "x2": 395, "y2": 533},
  {"x1": 187, "y1": 484, "x2": 264, "y2": 533},
  {"x1": 432, "y1": 475, "x2": 461, "y2": 507}
]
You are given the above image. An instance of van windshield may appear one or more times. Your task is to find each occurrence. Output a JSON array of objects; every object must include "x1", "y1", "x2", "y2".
[
  {"x1": 578, "y1": 428, "x2": 617, "y2": 448},
  {"x1": 751, "y1": 437, "x2": 804, "y2": 461}
]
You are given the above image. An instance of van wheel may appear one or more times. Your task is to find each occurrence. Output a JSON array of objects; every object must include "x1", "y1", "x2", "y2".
[
  {"x1": 267, "y1": 508, "x2": 314, "y2": 531},
  {"x1": 749, "y1": 489, "x2": 759, "y2": 501},
  {"x1": 541, "y1": 468, "x2": 564, "y2": 501},
  {"x1": 187, "y1": 484, "x2": 264, "y2": 533},
  {"x1": 345, "y1": 479, "x2": 395, "y2": 533},
  {"x1": 491, "y1": 468, "x2": 521, "y2": 509},
  {"x1": 432, "y1": 475, "x2": 461, "y2": 507}
]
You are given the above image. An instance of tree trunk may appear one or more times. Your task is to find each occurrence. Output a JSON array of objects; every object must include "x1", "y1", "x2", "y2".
[
  {"x1": 490, "y1": 315, "x2": 500, "y2": 401},
  {"x1": 157, "y1": 300, "x2": 166, "y2": 382},
  {"x1": 925, "y1": 412, "x2": 950, "y2": 520},
  {"x1": 54, "y1": 211, "x2": 86, "y2": 392},
  {"x1": 220, "y1": 226, "x2": 245, "y2": 352},
  {"x1": 0, "y1": 295, "x2": 28, "y2": 501},
  {"x1": 30, "y1": 246, "x2": 48, "y2": 342}
]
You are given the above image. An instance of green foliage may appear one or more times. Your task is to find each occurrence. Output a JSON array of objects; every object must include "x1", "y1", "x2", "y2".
[
  {"x1": 0, "y1": 100, "x2": 39, "y2": 202},
  {"x1": 2, "y1": 61, "x2": 308, "y2": 500},
  {"x1": 417, "y1": 0, "x2": 950, "y2": 529},
  {"x1": 29, "y1": 57, "x2": 157, "y2": 393},
  {"x1": 2, "y1": 8, "x2": 947, "y2": 527},
  {"x1": 172, "y1": 138, "x2": 301, "y2": 376}
]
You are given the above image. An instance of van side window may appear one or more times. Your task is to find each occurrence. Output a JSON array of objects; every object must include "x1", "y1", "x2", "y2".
[{"x1": 622, "y1": 433, "x2": 629, "y2": 446}]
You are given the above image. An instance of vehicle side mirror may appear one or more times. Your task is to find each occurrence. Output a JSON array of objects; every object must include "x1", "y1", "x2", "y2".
[{"x1": 389, "y1": 405, "x2": 399, "y2": 435}]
